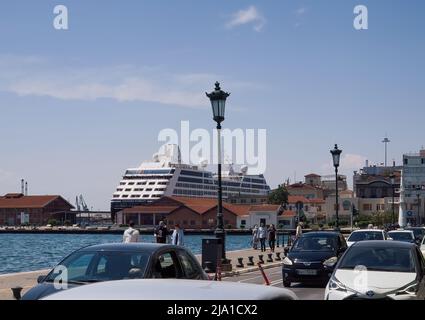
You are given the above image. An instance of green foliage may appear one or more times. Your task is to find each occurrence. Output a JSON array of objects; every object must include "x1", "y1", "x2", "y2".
[
  {"x1": 47, "y1": 219, "x2": 58, "y2": 226},
  {"x1": 268, "y1": 185, "x2": 289, "y2": 205},
  {"x1": 63, "y1": 220, "x2": 71, "y2": 226}
]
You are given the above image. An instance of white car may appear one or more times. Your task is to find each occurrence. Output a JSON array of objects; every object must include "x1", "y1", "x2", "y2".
[
  {"x1": 346, "y1": 229, "x2": 387, "y2": 247},
  {"x1": 325, "y1": 241, "x2": 425, "y2": 300},
  {"x1": 387, "y1": 230, "x2": 416, "y2": 244},
  {"x1": 42, "y1": 279, "x2": 298, "y2": 300}
]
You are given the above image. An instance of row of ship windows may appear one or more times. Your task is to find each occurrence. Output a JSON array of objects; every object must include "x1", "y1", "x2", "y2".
[
  {"x1": 120, "y1": 181, "x2": 168, "y2": 186},
  {"x1": 123, "y1": 175, "x2": 173, "y2": 180},
  {"x1": 175, "y1": 182, "x2": 263, "y2": 193},
  {"x1": 113, "y1": 194, "x2": 162, "y2": 199},
  {"x1": 116, "y1": 188, "x2": 167, "y2": 192}
]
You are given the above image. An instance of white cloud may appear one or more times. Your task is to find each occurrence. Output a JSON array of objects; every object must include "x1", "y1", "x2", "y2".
[
  {"x1": 226, "y1": 6, "x2": 266, "y2": 32},
  {"x1": 321, "y1": 153, "x2": 367, "y2": 173},
  {"x1": 0, "y1": 56, "x2": 258, "y2": 109},
  {"x1": 295, "y1": 7, "x2": 308, "y2": 16}
]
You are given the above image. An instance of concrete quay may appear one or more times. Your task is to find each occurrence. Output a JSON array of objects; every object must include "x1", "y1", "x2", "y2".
[{"x1": 0, "y1": 246, "x2": 285, "y2": 300}]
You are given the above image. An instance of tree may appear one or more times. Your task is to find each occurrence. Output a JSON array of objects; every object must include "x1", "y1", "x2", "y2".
[{"x1": 268, "y1": 184, "x2": 289, "y2": 205}]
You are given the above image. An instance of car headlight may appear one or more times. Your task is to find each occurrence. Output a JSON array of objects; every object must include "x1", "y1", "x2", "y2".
[
  {"x1": 323, "y1": 256, "x2": 338, "y2": 268},
  {"x1": 328, "y1": 277, "x2": 346, "y2": 292},
  {"x1": 282, "y1": 257, "x2": 293, "y2": 266},
  {"x1": 396, "y1": 281, "x2": 419, "y2": 295}
]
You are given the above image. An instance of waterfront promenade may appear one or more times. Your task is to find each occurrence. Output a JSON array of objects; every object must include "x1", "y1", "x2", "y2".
[{"x1": 0, "y1": 247, "x2": 285, "y2": 300}]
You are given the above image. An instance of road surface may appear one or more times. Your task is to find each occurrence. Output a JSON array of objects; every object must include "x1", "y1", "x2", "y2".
[{"x1": 224, "y1": 266, "x2": 326, "y2": 300}]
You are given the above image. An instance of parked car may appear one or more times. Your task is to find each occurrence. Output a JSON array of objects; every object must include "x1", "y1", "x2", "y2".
[
  {"x1": 22, "y1": 243, "x2": 208, "y2": 300},
  {"x1": 42, "y1": 279, "x2": 298, "y2": 300},
  {"x1": 325, "y1": 241, "x2": 425, "y2": 300},
  {"x1": 282, "y1": 231, "x2": 347, "y2": 287},
  {"x1": 421, "y1": 237, "x2": 425, "y2": 257},
  {"x1": 388, "y1": 230, "x2": 416, "y2": 244},
  {"x1": 346, "y1": 229, "x2": 387, "y2": 247},
  {"x1": 405, "y1": 227, "x2": 425, "y2": 244}
]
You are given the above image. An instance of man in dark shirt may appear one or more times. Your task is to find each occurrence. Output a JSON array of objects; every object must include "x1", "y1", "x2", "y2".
[{"x1": 154, "y1": 221, "x2": 168, "y2": 243}]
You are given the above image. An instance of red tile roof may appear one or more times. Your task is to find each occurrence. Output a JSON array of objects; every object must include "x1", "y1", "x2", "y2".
[
  {"x1": 123, "y1": 196, "x2": 251, "y2": 216},
  {"x1": 0, "y1": 194, "x2": 73, "y2": 209},
  {"x1": 287, "y1": 195, "x2": 310, "y2": 203},
  {"x1": 305, "y1": 173, "x2": 321, "y2": 177},
  {"x1": 281, "y1": 210, "x2": 296, "y2": 217},
  {"x1": 248, "y1": 204, "x2": 281, "y2": 212}
]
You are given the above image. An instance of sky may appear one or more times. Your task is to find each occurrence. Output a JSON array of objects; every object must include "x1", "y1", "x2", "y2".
[{"x1": 0, "y1": 1, "x2": 424, "y2": 210}]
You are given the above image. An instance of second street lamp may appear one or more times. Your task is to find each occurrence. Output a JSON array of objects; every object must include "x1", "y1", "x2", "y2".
[
  {"x1": 330, "y1": 144, "x2": 342, "y2": 230},
  {"x1": 390, "y1": 173, "x2": 396, "y2": 226},
  {"x1": 206, "y1": 82, "x2": 230, "y2": 265}
]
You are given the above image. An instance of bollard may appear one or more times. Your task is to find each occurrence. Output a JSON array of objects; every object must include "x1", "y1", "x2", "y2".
[
  {"x1": 267, "y1": 253, "x2": 273, "y2": 262},
  {"x1": 275, "y1": 252, "x2": 282, "y2": 261},
  {"x1": 236, "y1": 257, "x2": 244, "y2": 268},
  {"x1": 257, "y1": 263, "x2": 270, "y2": 285},
  {"x1": 258, "y1": 254, "x2": 264, "y2": 264},
  {"x1": 11, "y1": 287, "x2": 23, "y2": 300},
  {"x1": 247, "y1": 256, "x2": 255, "y2": 266}
]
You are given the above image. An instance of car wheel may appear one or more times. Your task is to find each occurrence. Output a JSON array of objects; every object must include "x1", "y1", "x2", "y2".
[{"x1": 283, "y1": 280, "x2": 291, "y2": 287}]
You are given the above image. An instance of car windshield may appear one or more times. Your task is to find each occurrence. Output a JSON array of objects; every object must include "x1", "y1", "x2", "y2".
[
  {"x1": 389, "y1": 232, "x2": 413, "y2": 242},
  {"x1": 44, "y1": 251, "x2": 150, "y2": 283},
  {"x1": 292, "y1": 236, "x2": 337, "y2": 252},
  {"x1": 406, "y1": 228, "x2": 425, "y2": 240},
  {"x1": 347, "y1": 231, "x2": 384, "y2": 242},
  {"x1": 339, "y1": 246, "x2": 416, "y2": 273}
]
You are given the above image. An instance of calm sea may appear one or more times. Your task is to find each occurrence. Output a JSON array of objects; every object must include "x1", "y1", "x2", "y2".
[{"x1": 0, "y1": 233, "x2": 255, "y2": 274}]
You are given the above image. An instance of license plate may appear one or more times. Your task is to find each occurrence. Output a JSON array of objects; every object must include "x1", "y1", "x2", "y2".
[{"x1": 296, "y1": 269, "x2": 318, "y2": 275}]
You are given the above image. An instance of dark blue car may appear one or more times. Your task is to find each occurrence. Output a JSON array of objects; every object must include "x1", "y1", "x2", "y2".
[{"x1": 282, "y1": 231, "x2": 347, "y2": 287}]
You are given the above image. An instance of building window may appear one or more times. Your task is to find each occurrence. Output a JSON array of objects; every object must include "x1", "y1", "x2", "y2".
[
  {"x1": 363, "y1": 204, "x2": 372, "y2": 211},
  {"x1": 404, "y1": 158, "x2": 408, "y2": 165},
  {"x1": 241, "y1": 220, "x2": 246, "y2": 225},
  {"x1": 125, "y1": 189, "x2": 131, "y2": 192},
  {"x1": 376, "y1": 204, "x2": 385, "y2": 211},
  {"x1": 317, "y1": 206, "x2": 322, "y2": 212},
  {"x1": 342, "y1": 200, "x2": 351, "y2": 211}
]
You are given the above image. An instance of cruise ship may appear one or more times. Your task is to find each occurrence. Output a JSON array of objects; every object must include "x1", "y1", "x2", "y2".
[{"x1": 111, "y1": 144, "x2": 271, "y2": 215}]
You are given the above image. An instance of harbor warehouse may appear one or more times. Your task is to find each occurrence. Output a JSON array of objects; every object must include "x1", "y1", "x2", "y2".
[{"x1": 0, "y1": 193, "x2": 74, "y2": 225}]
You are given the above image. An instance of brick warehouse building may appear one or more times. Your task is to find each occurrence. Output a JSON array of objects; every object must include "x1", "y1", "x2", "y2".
[
  {"x1": 117, "y1": 196, "x2": 251, "y2": 229},
  {"x1": 0, "y1": 193, "x2": 75, "y2": 226}
]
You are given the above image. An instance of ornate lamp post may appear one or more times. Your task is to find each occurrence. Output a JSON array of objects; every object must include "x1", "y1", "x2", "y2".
[
  {"x1": 330, "y1": 144, "x2": 342, "y2": 230},
  {"x1": 206, "y1": 82, "x2": 230, "y2": 263}
]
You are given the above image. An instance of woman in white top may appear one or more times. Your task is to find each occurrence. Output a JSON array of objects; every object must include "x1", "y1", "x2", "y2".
[{"x1": 171, "y1": 224, "x2": 184, "y2": 246}]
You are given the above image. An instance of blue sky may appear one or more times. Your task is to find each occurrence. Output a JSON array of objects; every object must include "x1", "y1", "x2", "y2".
[{"x1": 0, "y1": 1, "x2": 424, "y2": 210}]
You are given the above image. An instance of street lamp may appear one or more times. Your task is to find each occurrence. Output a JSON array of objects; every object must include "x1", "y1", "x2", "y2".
[
  {"x1": 389, "y1": 173, "x2": 396, "y2": 226},
  {"x1": 416, "y1": 187, "x2": 421, "y2": 226},
  {"x1": 330, "y1": 144, "x2": 342, "y2": 230},
  {"x1": 206, "y1": 82, "x2": 230, "y2": 264}
]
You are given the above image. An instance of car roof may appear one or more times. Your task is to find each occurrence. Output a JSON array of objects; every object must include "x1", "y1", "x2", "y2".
[
  {"x1": 388, "y1": 230, "x2": 414, "y2": 233},
  {"x1": 351, "y1": 229, "x2": 384, "y2": 232},
  {"x1": 352, "y1": 240, "x2": 416, "y2": 249},
  {"x1": 302, "y1": 231, "x2": 341, "y2": 237},
  {"x1": 78, "y1": 243, "x2": 180, "y2": 253},
  {"x1": 42, "y1": 279, "x2": 298, "y2": 300}
]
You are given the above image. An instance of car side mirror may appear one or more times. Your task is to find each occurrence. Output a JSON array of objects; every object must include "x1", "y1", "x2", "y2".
[
  {"x1": 37, "y1": 275, "x2": 47, "y2": 283},
  {"x1": 387, "y1": 237, "x2": 393, "y2": 241}
]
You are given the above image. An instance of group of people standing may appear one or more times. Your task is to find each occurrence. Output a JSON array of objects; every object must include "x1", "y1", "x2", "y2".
[
  {"x1": 123, "y1": 220, "x2": 184, "y2": 245},
  {"x1": 251, "y1": 223, "x2": 277, "y2": 252}
]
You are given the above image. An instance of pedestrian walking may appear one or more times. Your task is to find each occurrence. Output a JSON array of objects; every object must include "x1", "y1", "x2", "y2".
[
  {"x1": 171, "y1": 224, "x2": 184, "y2": 246},
  {"x1": 154, "y1": 221, "x2": 168, "y2": 244},
  {"x1": 268, "y1": 224, "x2": 277, "y2": 252},
  {"x1": 295, "y1": 222, "x2": 303, "y2": 239},
  {"x1": 123, "y1": 221, "x2": 140, "y2": 243},
  {"x1": 252, "y1": 224, "x2": 259, "y2": 249},
  {"x1": 258, "y1": 223, "x2": 267, "y2": 252}
]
